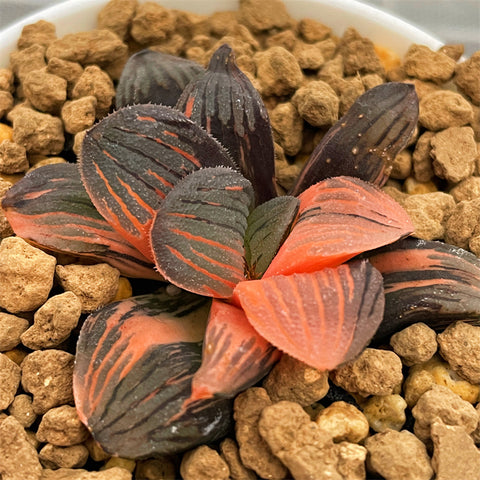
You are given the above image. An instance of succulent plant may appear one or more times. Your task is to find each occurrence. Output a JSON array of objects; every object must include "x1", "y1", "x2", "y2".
[{"x1": 4, "y1": 44, "x2": 480, "y2": 458}]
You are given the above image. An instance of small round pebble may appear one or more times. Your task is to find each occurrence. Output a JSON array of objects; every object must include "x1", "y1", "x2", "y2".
[
  {"x1": 0, "y1": 236, "x2": 56, "y2": 313},
  {"x1": 412, "y1": 384, "x2": 479, "y2": 441},
  {"x1": 390, "y1": 322, "x2": 438, "y2": 366},
  {"x1": 262, "y1": 354, "x2": 329, "y2": 406},
  {"x1": 0, "y1": 416, "x2": 42, "y2": 480},
  {"x1": 315, "y1": 401, "x2": 369, "y2": 443},
  {"x1": 403, "y1": 355, "x2": 480, "y2": 407},
  {"x1": 36, "y1": 405, "x2": 89, "y2": 446},
  {"x1": 331, "y1": 348, "x2": 403, "y2": 397},
  {"x1": 437, "y1": 321, "x2": 480, "y2": 384},
  {"x1": 362, "y1": 394, "x2": 407, "y2": 433},
  {"x1": 21, "y1": 349, "x2": 75, "y2": 414},
  {"x1": 0, "y1": 312, "x2": 29, "y2": 351},
  {"x1": 234, "y1": 387, "x2": 287, "y2": 479},
  {"x1": 20, "y1": 291, "x2": 82, "y2": 349},
  {"x1": 39, "y1": 443, "x2": 89, "y2": 469},
  {"x1": 365, "y1": 429, "x2": 433, "y2": 480},
  {"x1": 55, "y1": 263, "x2": 120, "y2": 313},
  {"x1": 7, "y1": 394, "x2": 37, "y2": 428},
  {"x1": 180, "y1": 445, "x2": 230, "y2": 480},
  {"x1": 0, "y1": 353, "x2": 21, "y2": 410}
]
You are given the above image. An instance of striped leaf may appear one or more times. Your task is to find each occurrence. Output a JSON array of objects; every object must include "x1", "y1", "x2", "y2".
[
  {"x1": 234, "y1": 259, "x2": 385, "y2": 371},
  {"x1": 150, "y1": 167, "x2": 254, "y2": 298},
  {"x1": 79, "y1": 103, "x2": 236, "y2": 260},
  {"x1": 191, "y1": 299, "x2": 281, "y2": 400},
  {"x1": 73, "y1": 290, "x2": 232, "y2": 458},
  {"x1": 116, "y1": 49, "x2": 205, "y2": 108},
  {"x1": 290, "y1": 82, "x2": 419, "y2": 195},
  {"x1": 367, "y1": 237, "x2": 480, "y2": 342},
  {"x1": 244, "y1": 195, "x2": 300, "y2": 279},
  {"x1": 264, "y1": 176, "x2": 413, "y2": 278},
  {"x1": 177, "y1": 44, "x2": 276, "y2": 206},
  {"x1": 1, "y1": 163, "x2": 158, "y2": 279}
]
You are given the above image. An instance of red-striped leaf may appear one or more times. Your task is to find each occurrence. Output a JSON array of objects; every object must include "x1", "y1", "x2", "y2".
[
  {"x1": 234, "y1": 259, "x2": 385, "y2": 371},
  {"x1": 290, "y1": 82, "x2": 419, "y2": 195},
  {"x1": 367, "y1": 237, "x2": 480, "y2": 342},
  {"x1": 150, "y1": 167, "x2": 254, "y2": 298},
  {"x1": 191, "y1": 299, "x2": 281, "y2": 400},
  {"x1": 244, "y1": 195, "x2": 300, "y2": 279},
  {"x1": 264, "y1": 176, "x2": 413, "y2": 278},
  {"x1": 177, "y1": 44, "x2": 276, "y2": 205},
  {"x1": 1, "y1": 163, "x2": 158, "y2": 279},
  {"x1": 79, "y1": 104, "x2": 236, "y2": 260},
  {"x1": 73, "y1": 290, "x2": 232, "y2": 458}
]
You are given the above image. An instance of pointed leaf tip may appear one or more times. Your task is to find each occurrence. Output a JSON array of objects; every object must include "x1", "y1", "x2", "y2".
[
  {"x1": 291, "y1": 82, "x2": 419, "y2": 195},
  {"x1": 177, "y1": 44, "x2": 277, "y2": 205},
  {"x1": 191, "y1": 299, "x2": 280, "y2": 400}
]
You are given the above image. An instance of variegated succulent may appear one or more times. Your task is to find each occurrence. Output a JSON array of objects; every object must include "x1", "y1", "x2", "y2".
[{"x1": 4, "y1": 44, "x2": 480, "y2": 458}]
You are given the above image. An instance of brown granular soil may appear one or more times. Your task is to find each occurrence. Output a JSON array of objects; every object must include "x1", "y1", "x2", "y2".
[{"x1": 0, "y1": 0, "x2": 480, "y2": 478}]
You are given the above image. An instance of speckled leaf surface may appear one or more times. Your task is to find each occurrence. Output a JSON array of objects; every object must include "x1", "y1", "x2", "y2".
[
  {"x1": 73, "y1": 290, "x2": 232, "y2": 458},
  {"x1": 290, "y1": 82, "x2": 419, "y2": 195},
  {"x1": 235, "y1": 259, "x2": 385, "y2": 371},
  {"x1": 150, "y1": 167, "x2": 254, "y2": 298},
  {"x1": 1, "y1": 163, "x2": 158, "y2": 279},
  {"x1": 79, "y1": 104, "x2": 236, "y2": 260}
]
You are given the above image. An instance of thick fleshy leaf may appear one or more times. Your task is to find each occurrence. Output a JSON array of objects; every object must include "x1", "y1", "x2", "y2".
[
  {"x1": 79, "y1": 103, "x2": 236, "y2": 259},
  {"x1": 367, "y1": 237, "x2": 480, "y2": 342},
  {"x1": 264, "y1": 176, "x2": 413, "y2": 278},
  {"x1": 177, "y1": 44, "x2": 276, "y2": 205},
  {"x1": 151, "y1": 167, "x2": 254, "y2": 298},
  {"x1": 73, "y1": 290, "x2": 233, "y2": 458},
  {"x1": 244, "y1": 195, "x2": 300, "y2": 279},
  {"x1": 1, "y1": 163, "x2": 158, "y2": 279},
  {"x1": 191, "y1": 299, "x2": 281, "y2": 400},
  {"x1": 116, "y1": 49, "x2": 205, "y2": 108},
  {"x1": 290, "y1": 82, "x2": 419, "y2": 195},
  {"x1": 234, "y1": 259, "x2": 385, "y2": 371}
]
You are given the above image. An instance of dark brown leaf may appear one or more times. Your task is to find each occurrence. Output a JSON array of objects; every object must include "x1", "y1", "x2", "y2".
[
  {"x1": 177, "y1": 44, "x2": 276, "y2": 205},
  {"x1": 290, "y1": 82, "x2": 419, "y2": 195},
  {"x1": 116, "y1": 49, "x2": 205, "y2": 108}
]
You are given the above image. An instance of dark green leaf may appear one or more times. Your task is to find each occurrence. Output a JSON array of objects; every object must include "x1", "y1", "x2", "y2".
[
  {"x1": 79, "y1": 104, "x2": 236, "y2": 260},
  {"x1": 151, "y1": 167, "x2": 254, "y2": 298},
  {"x1": 244, "y1": 195, "x2": 299, "y2": 278}
]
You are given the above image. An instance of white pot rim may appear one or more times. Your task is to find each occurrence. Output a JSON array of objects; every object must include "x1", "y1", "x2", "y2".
[{"x1": 0, "y1": 0, "x2": 444, "y2": 68}]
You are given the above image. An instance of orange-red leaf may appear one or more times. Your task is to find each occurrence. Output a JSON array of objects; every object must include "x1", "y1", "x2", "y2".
[
  {"x1": 234, "y1": 260, "x2": 384, "y2": 371},
  {"x1": 264, "y1": 176, "x2": 413, "y2": 278},
  {"x1": 191, "y1": 299, "x2": 280, "y2": 400}
]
